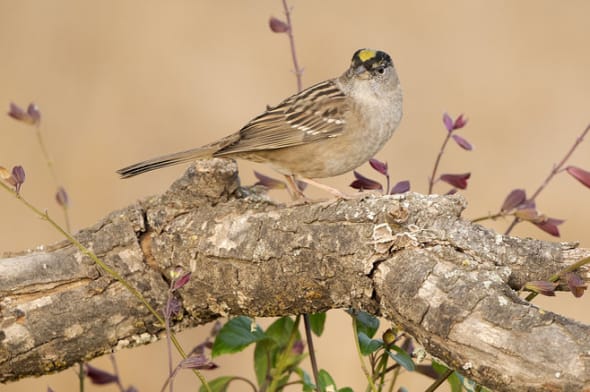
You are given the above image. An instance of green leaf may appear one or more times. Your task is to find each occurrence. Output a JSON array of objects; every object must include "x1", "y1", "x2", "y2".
[
  {"x1": 338, "y1": 388, "x2": 354, "y2": 392},
  {"x1": 318, "y1": 369, "x2": 337, "y2": 392},
  {"x1": 199, "y1": 376, "x2": 233, "y2": 392},
  {"x1": 254, "y1": 338, "x2": 276, "y2": 387},
  {"x1": 357, "y1": 332, "x2": 383, "y2": 355},
  {"x1": 265, "y1": 316, "x2": 299, "y2": 346},
  {"x1": 308, "y1": 312, "x2": 327, "y2": 336},
  {"x1": 386, "y1": 345, "x2": 415, "y2": 371},
  {"x1": 254, "y1": 317, "x2": 303, "y2": 388},
  {"x1": 348, "y1": 309, "x2": 379, "y2": 338},
  {"x1": 432, "y1": 360, "x2": 462, "y2": 392},
  {"x1": 295, "y1": 368, "x2": 316, "y2": 392},
  {"x1": 212, "y1": 316, "x2": 266, "y2": 357}
]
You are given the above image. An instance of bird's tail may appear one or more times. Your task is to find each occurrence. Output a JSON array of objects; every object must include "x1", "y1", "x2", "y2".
[{"x1": 117, "y1": 146, "x2": 214, "y2": 178}]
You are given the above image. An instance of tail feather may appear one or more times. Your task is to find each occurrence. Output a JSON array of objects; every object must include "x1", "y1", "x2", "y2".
[{"x1": 117, "y1": 147, "x2": 213, "y2": 178}]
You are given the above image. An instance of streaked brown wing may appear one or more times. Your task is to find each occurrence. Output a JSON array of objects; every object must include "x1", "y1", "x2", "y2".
[{"x1": 214, "y1": 79, "x2": 348, "y2": 155}]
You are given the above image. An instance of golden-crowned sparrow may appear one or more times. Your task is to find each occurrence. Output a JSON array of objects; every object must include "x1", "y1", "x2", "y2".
[{"x1": 117, "y1": 48, "x2": 402, "y2": 197}]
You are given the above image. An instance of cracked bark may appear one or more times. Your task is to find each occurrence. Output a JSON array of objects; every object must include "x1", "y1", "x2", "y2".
[{"x1": 1, "y1": 158, "x2": 589, "y2": 391}]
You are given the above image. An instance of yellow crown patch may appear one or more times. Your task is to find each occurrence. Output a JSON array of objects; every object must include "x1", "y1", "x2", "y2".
[{"x1": 357, "y1": 49, "x2": 377, "y2": 62}]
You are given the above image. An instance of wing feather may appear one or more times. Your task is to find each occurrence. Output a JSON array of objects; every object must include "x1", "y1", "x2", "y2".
[{"x1": 214, "y1": 80, "x2": 348, "y2": 156}]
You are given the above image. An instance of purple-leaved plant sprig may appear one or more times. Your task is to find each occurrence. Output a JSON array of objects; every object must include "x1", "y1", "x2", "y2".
[
  {"x1": 0, "y1": 165, "x2": 212, "y2": 391},
  {"x1": 428, "y1": 112, "x2": 473, "y2": 195},
  {"x1": 472, "y1": 123, "x2": 590, "y2": 238},
  {"x1": 349, "y1": 158, "x2": 410, "y2": 195},
  {"x1": 8, "y1": 102, "x2": 72, "y2": 231},
  {"x1": 84, "y1": 356, "x2": 137, "y2": 392},
  {"x1": 159, "y1": 269, "x2": 219, "y2": 392}
]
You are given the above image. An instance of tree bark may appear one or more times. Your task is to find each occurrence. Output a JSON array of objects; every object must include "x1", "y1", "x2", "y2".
[{"x1": 1, "y1": 159, "x2": 589, "y2": 391}]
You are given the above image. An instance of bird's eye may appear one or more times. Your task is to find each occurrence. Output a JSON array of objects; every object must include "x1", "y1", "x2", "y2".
[{"x1": 375, "y1": 66, "x2": 386, "y2": 75}]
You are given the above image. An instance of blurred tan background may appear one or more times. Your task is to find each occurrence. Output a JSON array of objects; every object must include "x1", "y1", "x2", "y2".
[{"x1": 2, "y1": 1, "x2": 590, "y2": 391}]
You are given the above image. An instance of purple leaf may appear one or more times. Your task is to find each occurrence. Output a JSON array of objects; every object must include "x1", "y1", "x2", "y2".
[
  {"x1": 269, "y1": 16, "x2": 289, "y2": 33},
  {"x1": 166, "y1": 297, "x2": 182, "y2": 319},
  {"x1": 179, "y1": 355, "x2": 218, "y2": 370},
  {"x1": 445, "y1": 188, "x2": 458, "y2": 195},
  {"x1": 369, "y1": 158, "x2": 388, "y2": 176},
  {"x1": 350, "y1": 171, "x2": 383, "y2": 191},
  {"x1": 566, "y1": 166, "x2": 590, "y2": 188},
  {"x1": 533, "y1": 217, "x2": 564, "y2": 237},
  {"x1": 451, "y1": 134, "x2": 473, "y2": 151},
  {"x1": 85, "y1": 364, "x2": 118, "y2": 385},
  {"x1": 565, "y1": 272, "x2": 587, "y2": 298},
  {"x1": 390, "y1": 180, "x2": 410, "y2": 194},
  {"x1": 27, "y1": 103, "x2": 41, "y2": 125},
  {"x1": 295, "y1": 179, "x2": 308, "y2": 192},
  {"x1": 292, "y1": 339, "x2": 304, "y2": 355},
  {"x1": 55, "y1": 186, "x2": 69, "y2": 207},
  {"x1": 8, "y1": 103, "x2": 28, "y2": 123},
  {"x1": 453, "y1": 114, "x2": 468, "y2": 130},
  {"x1": 442, "y1": 112, "x2": 468, "y2": 132},
  {"x1": 442, "y1": 112, "x2": 453, "y2": 132},
  {"x1": 439, "y1": 173, "x2": 470, "y2": 190},
  {"x1": 11, "y1": 166, "x2": 25, "y2": 193},
  {"x1": 401, "y1": 337, "x2": 414, "y2": 356},
  {"x1": 253, "y1": 171, "x2": 286, "y2": 190},
  {"x1": 501, "y1": 189, "x2": 526, "y2": 212},
  {"x1": 172, "y1": 271, "x2": 192, "y2": 290},
  {"x1": 8, "y1": 102, "x2": 39, "y2": 126},
  {"x1": 524, "y1": 280, "x2": 557, "y2": 296}
]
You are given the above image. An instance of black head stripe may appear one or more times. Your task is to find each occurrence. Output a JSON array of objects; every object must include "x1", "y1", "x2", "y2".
[{"x1": 351, "y1": 49, "x2": 392, "y2": 71}]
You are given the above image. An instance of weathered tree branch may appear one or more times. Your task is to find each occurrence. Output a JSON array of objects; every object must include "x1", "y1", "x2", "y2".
[{"x1": 1, "y1": 159, "x2": 589, "y2": 391}]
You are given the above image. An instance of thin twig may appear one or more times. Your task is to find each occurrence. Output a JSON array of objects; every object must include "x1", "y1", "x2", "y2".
[
  {"x1": 78, "y1": 362, "x2": 85, "y2": 392},
  {"x1": 471, "y1": 211, "x2": 506, "y2": 223},
  {"x1": 34, "y1": 122, "x2": 72, "y2": 232},
  {"x1": 424, "y1": 367, "x2": 453, "y2": 392},
  {"x1": 281, "y1": 0, "x2": 303, "y2": 91},
  {"x1": 303, "y1": 314, "x2": 320, "y2": 391},
  {"x1": 109, "y1": 354, "x2": 126, "y2": 392},
  {"x1": 278, "y1": 3, "x2": 319, "y2": 390},
  {"x1": 165, "y1": 290, "x2": 175, "y2": 392},
  {"x1": 428, "y1": 132, "x2": 452, "y2": 194},
  {"x1": 505, "y1": 123, "x2": 590, "y2": 235}
]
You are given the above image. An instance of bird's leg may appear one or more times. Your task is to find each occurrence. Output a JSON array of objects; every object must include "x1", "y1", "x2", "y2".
[
  {"x1": 299, "y1": 177, "x2": 353, "y2": 199},
  {"x1": 284, "y1": 174, "x2": 308, "y2": 200},
  {"x1": 285, "y1": 175, "x2": 355, "y2": 200}
]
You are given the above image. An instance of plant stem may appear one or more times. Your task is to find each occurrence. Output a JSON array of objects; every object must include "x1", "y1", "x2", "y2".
[
  {"x1": 386, "y1": 366, "x2": 400, "y2": 392},
  {"x1": 471, "y1": 211, "x2": 505, "y2": 223},
  {"x1": 424, "y1": 367, "x2": 453, "y2": 392},
  {"x1": 109, "y1": 354, "x2": 126, "y2": 392},
  {"x1": 352, "y1": 316, "x2": 377, "y2": 392},
  {"x1": 165, "y1": 292, "x2": 174, "y2": 392},
  {"x1": 428, "y1": 132, "x2": 452, "y2": 194},
  {"x1": 267, "y1": 315, "x2": 301, "y2": 392},
  {"x1": 303, "y1": 314, "x2": 320, "y2": 391},
  {"x1": 78, "y1": 362, "x2": 85, "y2": 392},
  {"x1": 375, "y1": 351, "x2": 389, "y2": 390},
  {"x1": 281, "y1": 0, "x2": 303, "y2": 92},
  {"x1": 34, "y1": 123, "x2": 72, "y2": 232}
]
